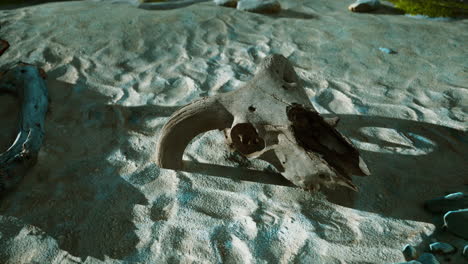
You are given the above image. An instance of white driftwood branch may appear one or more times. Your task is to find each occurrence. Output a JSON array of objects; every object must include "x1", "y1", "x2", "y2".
[{"x1": 0, "y1": 63, "x2": 48, "y2": 193}]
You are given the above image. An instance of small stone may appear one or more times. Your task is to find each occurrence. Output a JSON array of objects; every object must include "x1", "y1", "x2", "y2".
[
  {"x1": 463, "y1": 245, "x2": 468, "y2": 259},
  {"x1": 424, "y1": 192, "x2": 468, "y2": 214},
  {"x1": 214, "y1": 0, "x2": 238, "y2": 7},
  {"x1": 403, "y1": 244, "x2": 418, "y2": 260},
  {"x1": 379, "y1": 47, "x2": 396, "y2": 54},
  {"x1": 443, "y1": 209, "x2": 468, "y2": 239},
  {"x1": 445, "y1": 192, "x2": 464, "y2": 199},
  {"x1": 348, "y1": 0, "x2": 380, "y2": 13},
  {"x1": 429, "y1": 242, "x2": 456, "y2": 254},
  {"x1": 237, "y1": 0, "x2": 281, "y2": 13},
  {"x1": 417, "y1": 253, "x2": 440, "y2": 264}
]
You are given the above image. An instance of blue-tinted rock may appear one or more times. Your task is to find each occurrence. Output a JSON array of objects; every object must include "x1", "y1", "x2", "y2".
[
  {"x1": 443, "y1": 209, "x2": 468, "y2": 239},
  {"x1": 445, "y1": 192, "x2": 464, "y2": 199},
  {"x1": 429, "y1": 242, "x2": 456, "y2": 254},
  {"x1": 379, "y1": 47, "x2": 396, "y2": 54},
  {"x1": 463, "y1": 245, "x2": 468, "y2": 259},
  {"x1": 403, "y1": 244, "x2": 418, "y2": 260},
  {"x1": 417, "y1": 253, "x2": 440, "y2": 264},
  {"x1": 425, "y1": 192, "x2": 468, "y2": 214}
]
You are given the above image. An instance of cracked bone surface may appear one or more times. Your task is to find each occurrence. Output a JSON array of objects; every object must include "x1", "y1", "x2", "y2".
[{"x1": 156, "y1": 54, "x2": 370, "y2": 191}]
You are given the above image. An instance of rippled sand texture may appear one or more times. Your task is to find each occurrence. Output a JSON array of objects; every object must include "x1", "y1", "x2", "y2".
[{"x1": 0, "y1": 0, "x2": 467, "y2": 263}]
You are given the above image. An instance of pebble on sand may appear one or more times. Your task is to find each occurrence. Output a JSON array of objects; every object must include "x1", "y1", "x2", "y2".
[
  {"x1": 424, "y1": 192, "x2": 468, "y2": 214},
  {"x1": 403, "y1": 244, "x2": 418, "y2": 260},
  {"x1": 214, "y1": 0, "x2": 238, "y2": 7},
  {"x1": 417, "y1": 253, "x2": 440, "y2": 264},
  {"x1": 429, "y1": 242, "x2": 456, "y2": 255},
  {"x1": 443, "y1": 209, "x2": 468, "y2": 239},
  {"x1": 444, "y1": 192, "x2": 464, "y2": 199},
  {"x1": 348, "y1": 0, "x2": 380, "y2": 13},
  {"x1": 236, "y1": 0, "x2": 281, "y2": 13},
  {"x1": 379, "y1": 47, "x2": 396, "y2": 54}
]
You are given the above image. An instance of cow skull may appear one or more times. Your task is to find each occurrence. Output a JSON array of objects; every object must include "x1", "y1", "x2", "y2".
[{"x1": 155, "y1": 54, "x2": 370, "y2": 191}]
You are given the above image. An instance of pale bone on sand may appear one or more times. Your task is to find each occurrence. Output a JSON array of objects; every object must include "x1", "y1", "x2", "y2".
[
  {"x1": 0, "y1": 61, "x2": 48, "y2": 193},
  {"x1": 156, "y1": 54, "x2": 370, "y2": 191}
]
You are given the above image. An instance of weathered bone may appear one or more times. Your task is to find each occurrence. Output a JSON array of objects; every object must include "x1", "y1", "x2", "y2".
[
  {"x1": 0, "y1": 62, "x2": 48, "y2": 193},
  {"x1": 156, "y1": 54, "x2": 370, "y2": 191}
]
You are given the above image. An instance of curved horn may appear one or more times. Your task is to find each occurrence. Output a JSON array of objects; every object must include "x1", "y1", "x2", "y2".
[{"x1": 155, "y1": 97, "x2": 234, "y2": 170}]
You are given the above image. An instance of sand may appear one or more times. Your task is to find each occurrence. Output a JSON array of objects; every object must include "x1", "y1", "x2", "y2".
[{"x1": 0, "y1": 0, "x2": 467, "y2": 263}]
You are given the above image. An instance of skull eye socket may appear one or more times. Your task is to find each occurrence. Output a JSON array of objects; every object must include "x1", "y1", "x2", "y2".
[
  {"x1": 283, "y1": 74, "x2": 294, "y2": 84},
  {"x1": 230, "y1": 123, "x2": 265, "y2": 155}
]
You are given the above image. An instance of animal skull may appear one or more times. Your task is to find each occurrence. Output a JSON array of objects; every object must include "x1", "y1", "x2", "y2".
[{"x1": 155, "y1": 54, "x2": 370, "y2": 191}]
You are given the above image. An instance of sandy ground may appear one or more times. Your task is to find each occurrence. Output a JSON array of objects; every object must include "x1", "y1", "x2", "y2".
[{"x1": 0, "y1": 0, "x2": 467, "y2": 263}]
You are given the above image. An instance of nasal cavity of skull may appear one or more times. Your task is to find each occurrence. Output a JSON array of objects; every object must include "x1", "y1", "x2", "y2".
[{"x1": 230, "y1": 123, "x2": 265, "y2": 155}]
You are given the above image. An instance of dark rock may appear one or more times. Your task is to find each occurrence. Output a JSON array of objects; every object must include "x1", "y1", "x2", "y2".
[
  {"x1": 348, "y1": 0, "x2": 380, "y2": 12},
  {"x1": 214, "y1": 0, "x2": 238, "y2": 7},
  {"x1": 417, "y1": 253, "x2": 440, "y2": 264},
  {"x1": 0, "y1": 39, "x2": 9, "y2": 56},
  {"x1": 443, "y1": 209, "x2": 468, "y2": 239},
  {"x1": 237, "y1": 0, "x2": 281, "y2": 13},
  {"x1": 429, "y1": 242, "x2": 456, "y2": 254},
  {"x1": 424, "y1": 192, "x2": 468, "y2": 214},
  {"x1": 403, "y1": 244, "x2": 418, "y2": 260}
]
